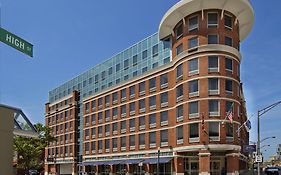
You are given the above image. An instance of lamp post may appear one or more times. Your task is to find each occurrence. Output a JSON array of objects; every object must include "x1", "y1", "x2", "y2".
[
  {"x1": 257, "y1": 100, "x2": 281, "y2": 175},
  {"x1": 157, "y1": 147, "x2": 160, "y2": 175}
]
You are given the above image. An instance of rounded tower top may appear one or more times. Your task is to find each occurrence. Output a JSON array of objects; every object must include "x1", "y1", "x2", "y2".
[{"x1": 159, "y1": 0, "x2": 254, "y2": 41}]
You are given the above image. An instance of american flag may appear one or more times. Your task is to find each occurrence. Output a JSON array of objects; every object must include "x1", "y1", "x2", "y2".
[{"x1": 226, "y1": 105, "x2": 233, "y2": 123}]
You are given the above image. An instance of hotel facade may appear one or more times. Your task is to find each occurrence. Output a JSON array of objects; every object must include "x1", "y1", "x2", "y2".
[{"x1": 45, "y1": 0, "x2": 254, "y2": 175}]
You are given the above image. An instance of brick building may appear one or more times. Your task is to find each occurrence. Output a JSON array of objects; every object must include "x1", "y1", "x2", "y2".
[{"x1": 45, "y1": 0, "x2": 254, "y2": 175}]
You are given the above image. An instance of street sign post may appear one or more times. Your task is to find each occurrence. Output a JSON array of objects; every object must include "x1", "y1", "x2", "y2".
[
  {"x1": 255, "y1": 155, "x2": 263, "y2": 163},
  {"x1": 0, "y1": 27, "x2": 33, "y2": 57}
]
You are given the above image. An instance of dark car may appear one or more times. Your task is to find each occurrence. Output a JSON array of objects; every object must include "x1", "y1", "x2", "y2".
[
  {"x1": 29, "y1": 169, "x2": 39, "y2": 175},
  {"x1": 264, "y1": 167, "x2": 281, "y2": 175}
]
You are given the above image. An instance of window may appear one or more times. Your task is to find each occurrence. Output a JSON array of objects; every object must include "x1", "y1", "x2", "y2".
[
  {"x1": 105, "y1": 95, "x2": 110, "y2": 106},
  {"x1": 163, "y1": 37, "x2": 171, "y2": 50},
  {"x1": 188, "y1": 37, "x2": 198, "y2": 49},
  {"x1": 164, "y1": 57, "x2": 170, "y2": 64},
  {"x1": 98, "y1": 112, "x2": 102, "y2": 124},
  {"x1": 208, "y1": 35, "x2": 218, "y2": 44},
  {"x1": 98, "y1": 98, "x2": 103, "y2": 107},
  {"x1": 85, "y1": 142, "x2": 89, "y2": 154},
  {"x1": 161, "y1": 130, "x2": 168, "y2": 146},
  {"x1": 113, "y1": 92, "x2": 118, "y2": 103},
  {"x1": 177, "y1": 126, "x2": 183, "y2": 144},
  {"x1": 129, "y1": 119, "x2": 135, "y2": 131},
  {"x1": 129, "y1": 86, "x2": 135, "y2": 98},
  {"x1": 152, "y1": 44, "x2": 158, "y2": 56},
  {"x1": 225, "y1": 15, "x2": 233, "y2": 29},
  {"x1": 189, "y1": 123, "x2": 199, "y2": 142},
  {"x1": 209, "y1": 100, "x2": 219, "y2": 116},
  {"x1": 176, "y1": 23, "x2": 183, "y2": 39},
  {"x1": 101, "y1": 71, "x2": 106, "y2": 80},
  {"x1": 142, "y1": 50, "x2": 148, "y2": 59},
  {"x1": 189, "y1": 16, "x2": 198, "y2": 31},
  {"x1": 139, "y1": 116, "x2": 145, "y2": 130},
  {"x1": 133, "y1": 55, "x2": 138, "y2": 66},
  {"x1": 176, "y1": 105, "x2": 183, "y2": 122},
  {"x1": 105, "y1": 124, "x2": 110, "y2": 136},
  {"x1": 129, "y1": 135, "x2": 135, "y2": 148},
  {"x1": 108, "y1": 67, "x2": 113, "y2": 75},
  {"x1": 208, "y1": 13, "x2": 218, "y2": 28},
  {"x1": 91, "y1": 100, "x2": 96, "y2": 110},
  {"x1": 139, "y1": 99, "x2": 145, "y2": 113},
  {"x1": 226, "y1": 101, "x2": 233, "y2": 114},
  {"x1": 105, "y1": 110, "x2": 110, "y2": 121},
  {"x1": 85, "y1": 129, "x2": 89, "y2": 139},
  {"x1": 129, "y1": 102, "x2": 135, "y2": 115},
  {"x1": 121, "y1": 136, "x2": 126, "y2": 149},
  {"x1": 160, "y1": 111, "x2": 168, "y2": 126},
  {"x1": 116, "y1": 63, "x2": 120, "y2": 72},
  {"x1": 225, "y1": 79, "x2": 233, "y2": 94},
  {"x1": 133, "y1": 71, "x2": 137, "y2": 77},
  {"x1": 160, "y1": 73, "x2": 168, "y2": 88},
  {"x1": 121, "y1": 121, "x2": 126, "y2": 133},
  {"x1": 226, "y1": 123, "x2": 234, "y2": 138},
  {"x1": 225, "y1": 36, "x2": 232, "y2": 46},
  {"x1": 176, "y1": 44, "x2": 183, "y2": 55},
  {"x1": 189, "y1": 101, "x2": 199, "y2": 118},
  {"x1": 112, "y1": 138, "x2": 117, "y2": 151},
  {"x1": 176, "y1": 64, "x2": 183, "y2": 80},
  {"x1": 149, "y1": 96, "x2": 156, "y2": 110},
  {"x1": 124, "y1": 59, "x2": 129, "y2": 70},
  {"x1": 209, "y1": 122, "x2": 220, "y2": 140},
  {"x1": 225, "y1": 58, "x2": 233, "y2": 71},
  {"x1": 112, "y1": 122, "x2": 118, "y2": 135},
  {"x1": 176, "y1": 85, "x2": 183, "y2": 101},
  {"x1": 189, "y1": 79, "x2": 199, "y2": 97},
  {"x1": 85, "y1": 103, "x2": 90, "y2": 113},
  {"x1": 207, "y1": 79, "x2": 219, "y2": 96},
  {"x1": 152, "y1": 62, "x2": 158, "y2": 68},
  {"x1": 91, "y1": 114, "x2": 96, "y2": 125},
  {"x1": 139, "y1": 82, "x2": 146, "y2": 95},
  {"x1": 188, "y1": 58, "x2": 199, "y2": 75},
  {"x1": 149, "y1": 132, "x2": 156, "y2": 147},
  {"x1": 149, "y1": 78, "x2": 156, "y2": 91},
  {"x1": 139, "y1": 133, "x2": 145, "y2": 147},
  {"x1": 98, "y1": 126, "x2": 102, "y2": 136},
  {"x1": 149, "y1": 113, "x2": 156, "y2": 128},
  {"x1": 121, "y1": 105, "x2": 126, "y2": 117},
  {"x1": 124, "y1": 75, "x2": 129, "y2": 80},
  {"x1": 208, "y1": 56, "x2": 218, "y2": 72},
  {"x1": 160, "y1": 92, "x2": 168, "y2": 107},
  {"x1": 85, "y1": 116, "x2": 90, "y2": 126},
  {"x1": 95, "y1": 74, "x2": 99, "y2": 84},
  {"x1": 121, "y1": 89, "x2": 126, "y2": 101}
]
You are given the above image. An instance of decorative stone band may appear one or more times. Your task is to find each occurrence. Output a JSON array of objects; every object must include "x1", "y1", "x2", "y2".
[
  {"x1": 198, "y1": 152, "x2": 211, "y2": 156},
  {"x1": 225, "y1": 153, "x2": 240, "y2": 157},
  {"x1": 199, "y1": 173, "x2": 210, "y2": 175}
]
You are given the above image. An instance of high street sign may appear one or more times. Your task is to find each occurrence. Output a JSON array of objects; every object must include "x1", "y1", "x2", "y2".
[{"x1": 0, "y1": 27, "x2": 33, "y2": 57}]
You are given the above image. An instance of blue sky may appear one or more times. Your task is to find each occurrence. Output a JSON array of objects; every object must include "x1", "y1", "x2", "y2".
[{"x1": 0, "y1": 0, "x2": 280, "y2": 160}]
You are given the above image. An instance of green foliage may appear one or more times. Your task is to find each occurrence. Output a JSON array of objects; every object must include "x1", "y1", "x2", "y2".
[{"x1": 14, "y1": 123, "x2": 56, "y2": 171}]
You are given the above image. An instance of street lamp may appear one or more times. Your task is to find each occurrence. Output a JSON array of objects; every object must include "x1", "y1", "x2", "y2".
[
  {"x1": 261, "y1": 136, "x2": 276, "y2": 143},
  {"x1": 257, "y1": 100, "x2": 281, "y2": 175},
  {"x1": 260, "y1": 144, "x2": 270, "y2": 149}
]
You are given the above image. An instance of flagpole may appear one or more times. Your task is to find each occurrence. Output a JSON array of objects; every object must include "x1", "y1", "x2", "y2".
[
  {"x1": 236, "y1": 114, "x2": 254, "y2": 133},
  {"x1": 222, "y1": 102, "x2": 234, "y2": 124}
]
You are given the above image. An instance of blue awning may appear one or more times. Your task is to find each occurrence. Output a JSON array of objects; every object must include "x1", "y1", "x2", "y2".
[
  {"x1": 142, "y1": 157, "x2": 172, "y2": 164},
  {"x1": 123, "y1": 159, "x2": 144, "y2": 164},
  {"x1": 106, "y1": 160, "x2": 125, "y2": 165}
]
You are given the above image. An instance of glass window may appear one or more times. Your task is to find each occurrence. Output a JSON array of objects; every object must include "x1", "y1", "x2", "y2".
[
  {"x1": 209, "y1": 100, "x2": 219, "y2": 116},
  {"x1": 176, "y1": 44, "x2": 183, "y2": 55},
  {"x1": 129, "y1": 118, "x2": 135, "y2": 129},
  {"x1": 105, "y1": 95, "x2": 110, "y2": 105},
  {"x1": 189, "y1": 79, "x2": 199, "y2": 96},
  {"x1": 139, "y1": 99, "x2": 145, "y2": 111},
  {"x1": 226, "y1": 101, "x2": 233, "y2": 113},
  {"x1": 95, "y1": 74, "x2": 99, "y2": 83},
  {"x1": 121, "y1": 136, "x2": 126, "y2": 148},
  {"x1": 91, "y1": 100, "x2": 96, "y2": 110},
  {"x1": 142, "y1": 50, "x2": 148, "y2": 59},
  {"x1": 121, "y1": 121, "x2": 126, "y2": 131},
  {"x1": 98, "y1": 140, "x2": 102, "y2": 150},
  {"x1": 105, "y1": 124, "x2": 110, "y2": 133},
  {"x1": 149, "y1": 96, "x2": 156, "y2": 107},
  {"x1": 208, "y1": 35, "x2": 218, "y2": 44},
  {"x1": 164, "y1": 57, "x2": 170, "y2": 64},
  {"x1": 112, "y1": 138, "x2": 117, "y2": 149},
  {"x1": 139, "y1": 82, "x2": 146, "y2": 94},
  {"x1": 116, "y1": 63, "x2": 120, "y2": 72},
  {"x1": 225, "y1": 15, "x2": 233, "y2": 29},
  {"x1": 129, "y1": 135, "x2": 135, "y2": 146},
  {"x1": 142, "y1": 67, "x2": 147, "y2": 73},
  {"x1": 121, "y1": 89, "x2": 126, "y2": 99},
  {"x1": 101, "y1": 71, "x2": 106, "y2": 80},
  {"x1": 85, "y1": 142, "x2": 89, "y2": 153},
  {"x1": 149, "y1": 132, "x2": 156, "y2": 144},
  {"x1": 176, "y1": 23, "x2": 183, "y2": 39},
  {"x1": 112, "y1": 122, "x2": 118, "y2": 133},
  {"x1": 188, "y1": 58, "x2": 198, "y2": 74},
  {"x1": 177, "y1": 105, "x2": 183, "y2": 121},
  {"x1": 124, "y1": 59, "x2": 129, "y2": 69},
  {"x1": 188, "y1": 37, "x2": 198, "y2": 49},
  {"x1": 129, "y1": 102, "x2": 135, "y2": 113},
  {"x1": 149, "y1": 113, "x2": 156, "y2": 127},
  {"x1": 225, "y1": 58, "x2": 233, "y2": 71},
  {"x1": 189, "y1": 123, "x2": 199, "y2": 139},
  {"x1": 139, "y1": 116, "x2": 145, "y2": 127},
  {"x1": 98, "y1": 98, "x2": 102, "y2": 107},
  {"x1": 208, "y1": 78, "x2": 219, "y2": 94},
  {"x1": 108, "y1": 67, "x2": 113, "y2": 75},
  {"x1": 124, "y1": 75, "x2": 129, "y2": 80},
  {"x1": 176, "y1": 64, "x2": 183, "y2": 79},
  {"x1": 152, "y1": 62, "x2": 158, "y2": 68},
  {"x1": 133, "y1": 55, "x2": 138, "y2": 65},
  {"x1": 161, "y1": 92, "x2": 168, "y2": 104},
  {"x1": 91, "y1": 114, "x2": 96, "y2": 125},
  {"x1": 225, "y1": 36, "x2": 232, "y2": 46},
  {"x1": 176, "y1": 85, "x2": 183, "y2": 99},
  {"x1": 161, "y1": 130, "x2": 168, "y2": 143},
  {"x1": 209, "y1": 122, "x2": 219, "y2": 138},
  {"x1": 177, "y1": 126, "x2": 183, "y2": 141},
  {"x1": 116, "y1": 78, "x2": 120, "y2": 84},
  {"x1": 113, "y1": 92, "x2": 118, "y2": 102},
  {"x1": 226, "y1": 123, "x2": 234, "y2": 138},
  {"x1": 121, "y1": 105, "x2": 126, "y2": 115},
  {"x1": 91, "y1": 141, "x2": 95, "y2": 152},
  {"x1": 189, "y1": 16, "x2": 198, "y2": 31},
  {"x1": 139, "y1": 133, "x2": 145, "y2": 145},
  {"x1": 208, "y1": 56, "x2": 218, "y2": 72},
  {"x1": 129, "y1": 86, "x2": 135, "y2": 97},
  {"x1": 133, "y1": 71, "x2": 138, "y2": 77},
  {"x1": 85, "y1": 116, "x2": 89, "y2": 125},
  {"x1": 160, "y1": 73, "x2": 168, "y2": 87},
  {"x1": 189, "y1": 101, "x2": 199, "y2": 117},
  {"x1": 98, "y1": 126, "x2": 102, "y2": 134},
  {"x1": 160, "y1": 111, "x2": 168, "y2": 124},
  {"x1": 208, "y1": 13, "x2": 218, "y2": 28},
  {"x1": 152, "y1": 44, "x2": 158, "y2": 56},
  {"x1": 149, "y1": 78, "x2": 156, "y2": 90},
  {"x1": 225, "y1": 79, "x2": 233, "y2": 93}
]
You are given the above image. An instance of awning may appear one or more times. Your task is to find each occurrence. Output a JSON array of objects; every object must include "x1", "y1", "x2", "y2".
[
  {"x1": 143, "y1": 157, "x2": 172, "y2": 164},
  {"x1": 79, "y1": 161, "x2": 107, "y2": 166},
  {"x1": 106, "y1": 160, "x2": 125, "y2": 165},
  {"x1": 123, "y1": 159, "x2": 144, "y2": 165}
]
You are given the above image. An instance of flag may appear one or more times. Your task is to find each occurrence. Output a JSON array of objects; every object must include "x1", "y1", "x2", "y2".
[
  {"x1": 226, "y1": 105, "x2": 233, "y2": 123},
  {"x1": 244, "y1": 119, "x2": 251, "y2": 132}
]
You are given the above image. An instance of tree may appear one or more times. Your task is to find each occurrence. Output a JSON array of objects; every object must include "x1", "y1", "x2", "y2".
[{"x1": 14, "y1": 123, "x2": 56, "y2": 171}]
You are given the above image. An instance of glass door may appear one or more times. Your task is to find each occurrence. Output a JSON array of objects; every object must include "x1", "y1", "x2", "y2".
[
  {"x1": 210, "y1": 161, "x2": 221, "y2": 175},
  {"x1": 189, "y1": 161, "x2": 199, "y2": 175}
]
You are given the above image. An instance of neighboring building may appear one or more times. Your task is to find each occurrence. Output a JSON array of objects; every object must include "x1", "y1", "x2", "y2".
[
  {"x1": 45, "y1": 0, "x2": 254, "y2": 175},
  {"x1": 277, "y1": 144, "x2": 281, "y2": 160}
]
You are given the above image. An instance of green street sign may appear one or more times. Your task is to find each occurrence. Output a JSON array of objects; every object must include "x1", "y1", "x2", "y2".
[{"x1": 0, "y1": 27, "x2": 33, "y2": 57}]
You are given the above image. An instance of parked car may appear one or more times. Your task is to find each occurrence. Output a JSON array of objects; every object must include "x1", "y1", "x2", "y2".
[
  {"x1": 28, "y1": 169, "x2": 39, "y2": 175},
  {"x1": 264, "y1": 166, "x2": 281, "y2": 175}
]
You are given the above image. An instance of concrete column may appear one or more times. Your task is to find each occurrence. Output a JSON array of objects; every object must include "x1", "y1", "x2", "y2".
[
  {"x1": 199, "y1": 150, "x2": 211, "y2": 175},
  {"x1": 226, "y1": 152, "x2": 240, "y2": 175},
  {"x1": 72, "y1": 163, "x2": 78, "y2": 175},
  {"x1": 0, "y1": 106, "x2": 14, "y2": 175},
  {"x1": 174, "y1": 157, "x2": 184, "y2": 175}
]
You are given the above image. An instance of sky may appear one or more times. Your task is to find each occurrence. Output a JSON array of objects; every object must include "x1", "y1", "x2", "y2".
[{"x1": 0, "y1": 0, "x2": 280, "y2": 160}]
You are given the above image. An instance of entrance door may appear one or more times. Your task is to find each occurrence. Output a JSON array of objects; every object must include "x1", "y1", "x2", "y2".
[
  {"x1": 189, "y1": 161, "x2": 199, "y2": 175},
  {"x1": 210, "y1": 161, "x2": 221, "y2": 175}
]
